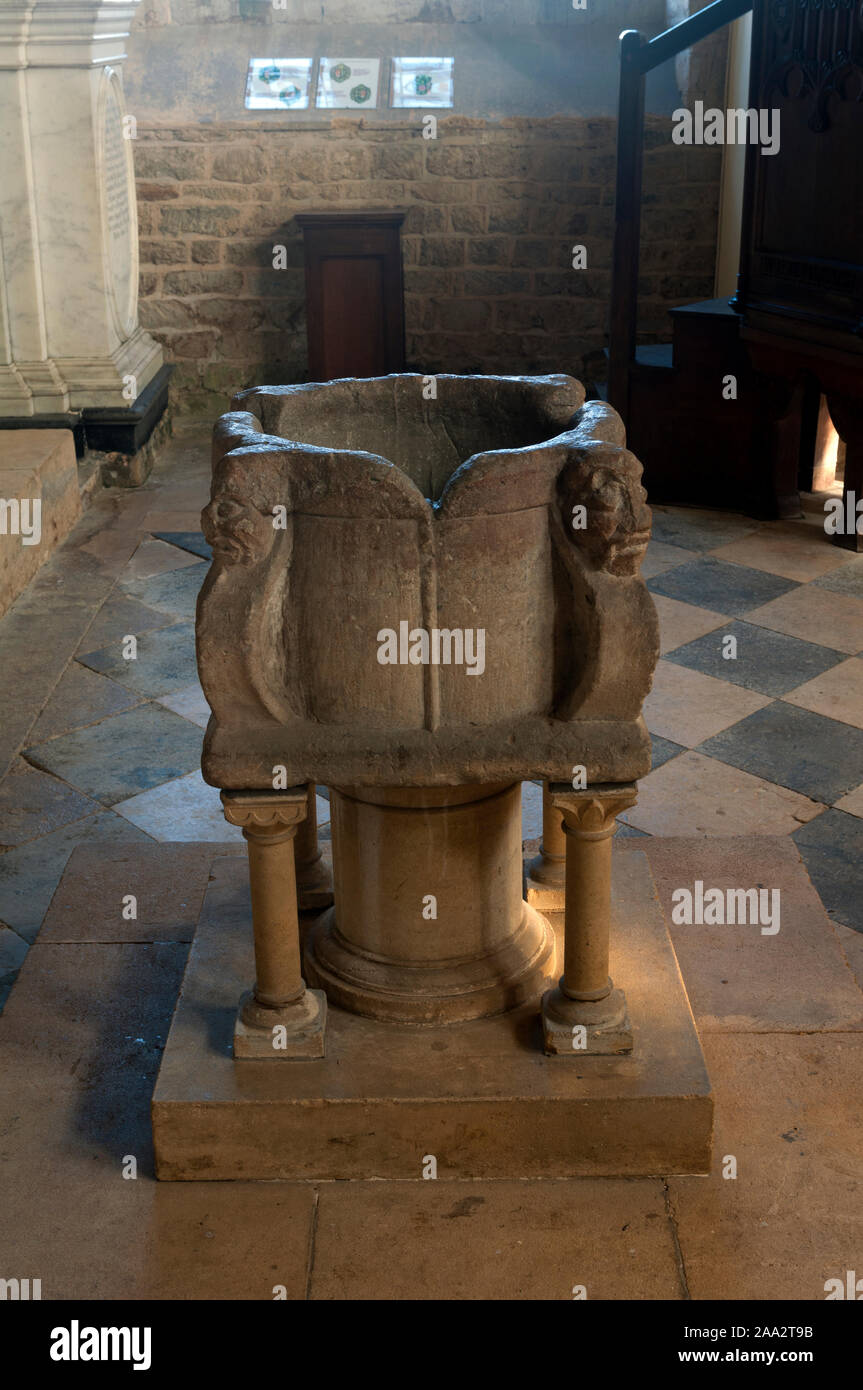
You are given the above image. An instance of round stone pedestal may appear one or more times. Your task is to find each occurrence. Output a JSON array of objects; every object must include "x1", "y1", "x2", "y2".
[{"x1": 304, "y1": 783, "x2": 555, "y2": 1025}]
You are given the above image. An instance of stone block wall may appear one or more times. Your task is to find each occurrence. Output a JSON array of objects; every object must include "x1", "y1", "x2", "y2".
[{"x1": 135, "y1": 115, "x2": 721, "y2": 415}]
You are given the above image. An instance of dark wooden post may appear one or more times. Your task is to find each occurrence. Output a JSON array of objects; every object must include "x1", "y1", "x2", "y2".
[{"x1": 607, "y1": 29, "x2": 647, "y2": 419}]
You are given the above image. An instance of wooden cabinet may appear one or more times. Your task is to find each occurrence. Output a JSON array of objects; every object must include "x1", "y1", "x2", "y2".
[
  {"x1": 734, "y1": 0, "x2": 863, "y2": 346},
  {"x1": 732, "y1": 0, "x2": 863, "y2": 549},
  {"x1": 296, "y1": 211, "x2": 406, "y2": 382}
]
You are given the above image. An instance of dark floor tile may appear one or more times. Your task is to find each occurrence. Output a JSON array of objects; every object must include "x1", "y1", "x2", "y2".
[
  {"x1": 650, "y1": 734, "x2": 685, "y2": 769},
  {"x1": 0, "y1": 759, "x2": 100, "y2": 849},
  {"x1": 28, "y1": 664, "x2": 142, "y2": 743},
  {"x1": 615, "y1": 823, "x2": 649, "y2": 838},
  {"x1": 0, "y1": 552, "x2": 118, "y2": 781},
  {"x1": 811, "y1": 556, "x2": 863, "y2": 600},
  {"x1": 665, "y1": 620, "x2": 844, "y2": 697},
  {"x1": 699, "y1": 702, "x2": 863, "y2": 804},
  {"x1": 0, "y1": 939, "x2": 189, "y2": 1162},
  {"x1": 648, "y1": 558, "x2": 799, "y2": 616},
  {"x1": 24, "y1": 705, "x2": 203, "y2": 806},
  {"x1": 40, "y1": 843, "x2": 215, "y2": 943},
  {"x1": 77, "y1": 622, "x2": 198, "y2": 699},
  {"x1": 152, "y1": 531, "x2": 212, "y2": 561},
  {"x1": 649, "y1": 507, "x2": 760, "y2": 553},
  {"x1": 76, "y1": 593, "x2": 173, "y2": 653},
  {"x1": 793, "y1": 809, "x2": 863, "y2": 933},
  {"x1": 0, "y1": 813, "x2": 152, "y2": 943},
  {"x1": 0, "y1": 925, "x2": 28, "y2": 981},
  {"x1": 120, "y1": 563, "x2": 208, "y2": 622}
]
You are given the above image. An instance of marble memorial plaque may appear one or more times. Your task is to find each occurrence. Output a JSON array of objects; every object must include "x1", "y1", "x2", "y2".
[{"x1": 102, "y1": 79, "x2": 135, "y2": 335}]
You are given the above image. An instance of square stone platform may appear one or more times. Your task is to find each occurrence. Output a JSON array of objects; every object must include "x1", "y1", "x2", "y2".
[{"x1": 152, "y1": 847, "x2": 712, "y2": 1180}]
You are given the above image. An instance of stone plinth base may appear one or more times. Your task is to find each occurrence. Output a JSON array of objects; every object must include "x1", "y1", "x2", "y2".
[
  {"x1": 233, "y1": 987, "x2": 327, "y2": 1059},
  {"x1": 0, "y1": 429, "x2": 81, "y2": 622},
  {"x1": 152, "y1": 848, "x2": 712, "y2": 1179}
]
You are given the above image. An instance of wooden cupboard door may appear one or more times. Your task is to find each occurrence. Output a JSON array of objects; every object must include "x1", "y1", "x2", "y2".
[
  {"x1": 298, "y1": 213, "x2": 406, "y2": 381},
  {"x1": 319, "y1": 256, "x2": 387, "y2": 380}
]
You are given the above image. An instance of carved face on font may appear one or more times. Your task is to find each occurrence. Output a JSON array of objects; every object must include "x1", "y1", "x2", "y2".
[{"x1": 564, "y1": 446, "x2": 651, "y2": 576}]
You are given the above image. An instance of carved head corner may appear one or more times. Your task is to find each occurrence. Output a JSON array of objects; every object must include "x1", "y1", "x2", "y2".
[
  {"x1": 561, "y1": 443, "x2": 652, "y2": 577},
  {"x1": 201, "y1": 453, "x2": 283, "y2": 567}
]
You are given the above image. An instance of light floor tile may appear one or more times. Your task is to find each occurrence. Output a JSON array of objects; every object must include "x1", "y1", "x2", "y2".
[
  {"x1": 746, "y1": 583, "x2": 863, "y2": 654},
  {"x1": 113, "y1": 770, "x2": 244, "y2": 842},
  {"x1": 651, "y1": 593, "x2": 727, "y2": 655},
  {"x1": 640, "y1": 539, "x2": 697, "y2": 579},
  {"x1": 121, "y1": 536, "x2": 205, "y2": 581},
  {"x1": 709, "y1": 522, "x2": 855, "y2": 581},
  {"x1": 643, "y1": 661, "x2": 771, "y2": 747},
  {"x1": 113, "y1": 771, "x2": 329, "y2": 842},
  {"x1": 635, "y1": 835, "x2": 863, "y2": 1033},
  {"x1": 620, "y1": 750, "x2": 824, "y2": 837},
  {"x1": 783, "y1": 657, "x2": 863, "y2": 730},
  {"x1": 157, "y1": 681, "x2": 211, "y2": 729},
  {"x1": 311, "y1": 1179, "x2": 682, "y2": 1300},
  {"x1": 835, "y1": 782, "x2": 863, "y2": 818},
  {"x1": 669, "y1": 1034, "x2": 863, "y2": 1300}
]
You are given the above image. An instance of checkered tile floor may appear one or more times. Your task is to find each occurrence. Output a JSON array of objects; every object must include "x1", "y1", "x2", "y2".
[
  {"x1": 0, "y1": 427, "x2": 861, "y2": 1016},
  {"x1": 625, "y1": 500, "x2": 863, "y2": 934}
]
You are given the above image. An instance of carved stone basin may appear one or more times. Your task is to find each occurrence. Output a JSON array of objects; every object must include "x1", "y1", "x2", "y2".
[
  {"x1": 197, "y1": 375, "x2": 659, "y2": 1036},
  {"x1": 198, "y1": 373, "x2": 658, "y2": 791}
]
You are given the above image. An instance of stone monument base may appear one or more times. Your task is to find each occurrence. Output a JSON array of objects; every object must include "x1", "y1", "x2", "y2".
[
  {"x1": 0, "y1": 364, "x2": 173, "y2": 480},
  {"x1": 151, "y1": 845, "x2": 711, "y2": 1184},
  {"x1": 152, "y1": 846, "x2": 712, "y2": 1179}
]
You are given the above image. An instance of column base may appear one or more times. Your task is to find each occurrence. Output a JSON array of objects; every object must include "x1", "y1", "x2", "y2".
[
  {"x1": 307, "y1": 782, "x2": 555, "y2": 1025},
  {"x1": 233, "y1": 987, "x2": 327, "y2": 1060},
  {"x1": 306, "y1": 902, "x2": 554, "y2": 1026},
  {"x1": 541, "y1": 984, "x2": 633, "y2": 1056}
]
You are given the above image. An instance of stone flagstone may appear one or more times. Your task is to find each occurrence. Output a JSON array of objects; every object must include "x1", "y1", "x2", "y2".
[
  {"x1": 24, "y1": 704, "x2": 203, "y2": 806},
  {"x1": 633, "y1": 835, "x2": 863, "y2": 1032},
  {"x1": 0, "y1": 758, "x2": 100, "y2": 849},
  {"x1": 27, "y1": 663, "x2": 142, "y2": 744},
  {"x1": 620, "y1": 750, "x2": 824, "y2": 838},
  {"x1": 77, "y1": 621, "x2": 198, "y2": 699},
  {"x1": 120, "y1": 563, "x2": 208, "y2": 622}
]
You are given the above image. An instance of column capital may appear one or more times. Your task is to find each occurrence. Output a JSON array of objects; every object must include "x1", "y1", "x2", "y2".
[
  {"x1": 0, "y1": 2, "x2": 141, "y2": 70},
  {"x1": 548, "y1": 782, "x2": 637, "y2": 840},
  {"x1": 221, "y1": 788, "x2": 308, "y2": 840}
]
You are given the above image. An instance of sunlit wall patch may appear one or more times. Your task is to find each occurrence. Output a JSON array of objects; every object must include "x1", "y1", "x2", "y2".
[
  {"x1": 244, "y1": 58, "x2": 313, "y2": 110},
  {"x1": 390, "y1": 57, "x2": 454, "y2": 108}
]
